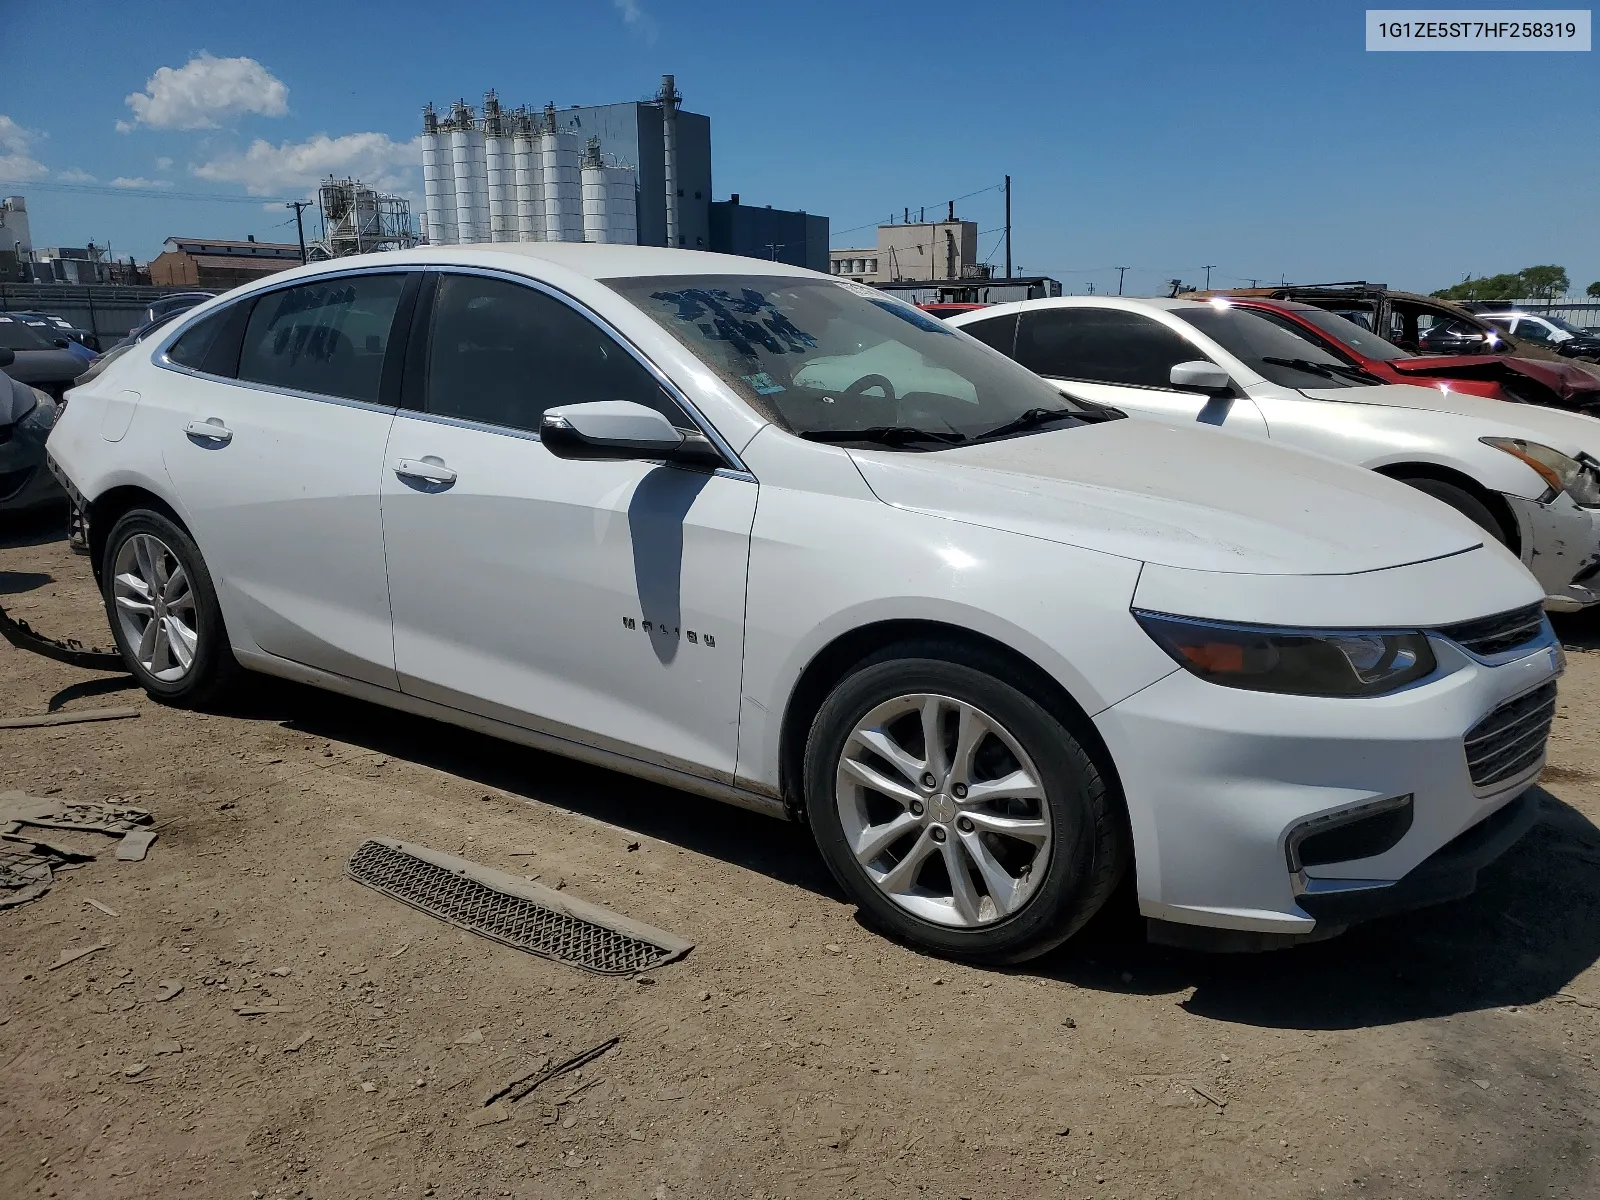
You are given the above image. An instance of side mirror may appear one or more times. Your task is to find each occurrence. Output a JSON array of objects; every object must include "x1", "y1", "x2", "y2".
[
  {"x1": 1169, "y1": 360, "x2": 1233, "y2": 395},
  {"x1": 541, "y1": 400, "x2": 722, "y2": 468},
  {"x1": 0, "y1": 347, "x2": 13, "y2": 369},
  {"x1": 53, "y1": 337, "x2": 72, "y2": 349}
]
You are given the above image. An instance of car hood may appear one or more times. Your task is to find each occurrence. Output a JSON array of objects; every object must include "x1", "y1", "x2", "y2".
[
  {"x1": 848, "y1": 418, "x2": 1483, "y2": 575},
  {"x1": 1297, "y1": 382, "x2": 1600, "y2": 453},
  {"x1": 3, "y1": 347, "x2": 87, "y2": 386}
]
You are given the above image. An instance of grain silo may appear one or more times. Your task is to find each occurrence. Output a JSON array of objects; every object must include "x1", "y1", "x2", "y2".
[{"x1": 419, "y1": 103, "x2": 457, "y2": 246}]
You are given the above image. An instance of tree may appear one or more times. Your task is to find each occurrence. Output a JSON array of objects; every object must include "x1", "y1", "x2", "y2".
[
  {"x1": 1519, "y1": 265, "x2": 1569, "y2": 300},
  {"x1": 1432, "y1": 265, "x2": 1569, "y2": 302},
  {"x1": 1587, "y1": 281, "x2": 1600, "y2": 298}
]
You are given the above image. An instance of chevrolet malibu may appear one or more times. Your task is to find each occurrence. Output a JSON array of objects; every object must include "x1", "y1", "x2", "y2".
[{"x1": 47, "y1": 246, "x2": 1564, "y2": 961}]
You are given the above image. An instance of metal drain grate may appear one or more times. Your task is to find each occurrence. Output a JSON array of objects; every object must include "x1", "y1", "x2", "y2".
[{"x1": 347, "y1": 838, "x2": 692, "y2": 975}]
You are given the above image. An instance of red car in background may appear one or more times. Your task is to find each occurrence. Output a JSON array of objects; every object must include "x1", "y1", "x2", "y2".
[{"x1": 1213, "y1": 297, "x2": 1600, "y2": 417}]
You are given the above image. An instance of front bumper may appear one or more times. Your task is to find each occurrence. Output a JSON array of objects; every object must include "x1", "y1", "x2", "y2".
[
  {"x1": 1507, "y1": 491, "x2": 1600, "y2": 612},
  {"x1": 1094, "y1": 635, "x2": 1561, "y2": 937}
]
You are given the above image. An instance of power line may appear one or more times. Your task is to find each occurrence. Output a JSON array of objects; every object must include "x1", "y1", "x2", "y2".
[
  {"x1": 0, "y1": 179, "x2": 301, "y2": 205},
  {"x1": 829, "y1": 183, "x2": 1005, "y2": 242}
]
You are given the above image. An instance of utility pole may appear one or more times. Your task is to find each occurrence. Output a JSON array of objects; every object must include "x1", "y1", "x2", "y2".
[
  {"x1": 1202, "y1": 264, "x2": 1216, "y2": 289},
  {"x1": 286, "y1": 200, "x2": 312, "y2": 264},
  {"x1": 1116, "y1": 265, "x2": 1129, "y2": 295},
  {"x1": 1003, "y1": 175, "x2": 1012, "y2": 280}
]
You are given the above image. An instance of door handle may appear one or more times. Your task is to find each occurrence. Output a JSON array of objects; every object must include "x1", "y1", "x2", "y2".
[
  {"x1": 184, "y1": 418, "x2": 233, "y2": 444},
  {"x1": 393, "y1": 457, "x2": 457, "y2": 486}
]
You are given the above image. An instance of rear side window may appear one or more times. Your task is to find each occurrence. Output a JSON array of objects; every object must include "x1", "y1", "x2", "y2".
[
  {"x1": 1016, "y1": 308, "x2": 1199, "y2": 389},
  {"x1": 165, "y1": 303, "x2": 249, "y2": 378},
  {"x1": 960, "y1": 313, "x2": 1019, "y2": 356},
  {"x1": 237, "y1": 274, "x2": 406, "y2": 403},
  {"x1": 424, "y1": 274, "x2": 682, "y2": 434}
]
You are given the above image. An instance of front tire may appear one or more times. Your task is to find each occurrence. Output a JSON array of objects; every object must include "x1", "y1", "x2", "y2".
[
  {"x1": 100, "y1": 508, "x2": 240, "y2": 708},
  {"x1": 803, "y1": 643, "x2": 1127, "y2": 964}
]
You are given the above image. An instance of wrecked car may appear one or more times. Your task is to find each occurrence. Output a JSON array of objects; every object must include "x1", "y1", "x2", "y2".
[{"x1": 1194, "y1": 296, "x2": 1600, "y2": 417}]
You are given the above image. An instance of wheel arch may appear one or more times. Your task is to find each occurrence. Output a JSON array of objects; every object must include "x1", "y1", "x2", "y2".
[
  {"x1": 777, "y1": 618, "x2": 1125, "y2": 821},
  {"x1": 88, "y1": 485, "x2": 190, "y2": 583},
  {"x1": 1371, "y1": 461, "x2": 1522, "y2": 556}
]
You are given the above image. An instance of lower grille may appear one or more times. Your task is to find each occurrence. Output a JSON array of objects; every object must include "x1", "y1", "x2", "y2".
[
  {"x1": 347, "y1": 838, "x2": 691, "y2": 975},
  {"x1": 1439, "y1": 603, "x2": 1546, "y2": 659},
  {"x1": 1463, "y1": 682, "x2": 1557, "y2": 790}
]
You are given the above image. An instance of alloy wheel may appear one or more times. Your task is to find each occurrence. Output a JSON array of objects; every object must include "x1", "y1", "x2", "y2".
[
  {"x1": 834, "y1": 692, "x2": 1053, "y2": 928},
  {"x1": 111, "y1": 532, "x2": 199, "y2": 682}
]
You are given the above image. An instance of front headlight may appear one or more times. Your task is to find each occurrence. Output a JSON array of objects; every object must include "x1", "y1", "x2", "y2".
[
  {"x1": 1133, "y1": 611, "x2": 1436, "y2": 697},
  {"x1": 1481, "y1": 437, "x2": 1600, "y2": 508}
]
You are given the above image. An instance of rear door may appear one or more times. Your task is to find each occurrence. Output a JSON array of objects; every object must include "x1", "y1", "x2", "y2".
[
  {"x1": 157, "y1": 270, "x2": 417, "y2": 688},
  {"x1": 1007, "y1": 307, "x2": 1269, "y2": 436}
]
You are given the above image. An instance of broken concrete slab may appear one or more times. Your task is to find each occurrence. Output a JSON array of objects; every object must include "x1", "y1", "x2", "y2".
[{"x1": 115, "y1": 829, "x2": 157, "y2": 862}]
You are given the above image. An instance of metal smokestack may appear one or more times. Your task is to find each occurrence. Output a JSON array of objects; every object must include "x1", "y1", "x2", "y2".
[{"x1": 659, "y1": 74, "x2": 680, "y2": 248}]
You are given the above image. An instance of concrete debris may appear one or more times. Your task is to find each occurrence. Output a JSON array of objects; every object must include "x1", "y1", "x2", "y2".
[
  {"x1": 47, "y1": 940, "x2": 111, "y2": 970},
  {"x1": 151, "y1": 1038, "x2": 183, "y2": 1055},
  {"x1": 361, "y1": 1081, "x2": 377, "y2": 1093},
  {"x1": 0, "y1": 794, "x2": 159, "y2": 908},
  {"x1": 116, "y1": 829, "x2": 157, "y2": 862},
  {"x1": 155, "y1": 980, "x2": 184, "y2": 1002},
  {"x1": 283, "y1": 1031, "x2": 315, "y2": 1053}
]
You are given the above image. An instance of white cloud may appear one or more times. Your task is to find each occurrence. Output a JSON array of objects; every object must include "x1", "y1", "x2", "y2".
[
  {"x1": 192, "y1": 131, "x2": 420, "y2": 196},
  {"x1": 111, "y1": 176, "x2": 174, "y2": 189},
  {"x1": 57, "y1": 167, "x2": 97, "y2": 183},
  {"x1": 0, "y1": 114, "x2": 48, "y2": 180},
  {"x1": 613, "y1": 0, "x2": 657, "y2": 39},
  {"x1": 120, "y1": 53, "x2": 289, "y2": 131},
  {"x1": 155, "y1": 156, "x2": 174, "y2": 171}
]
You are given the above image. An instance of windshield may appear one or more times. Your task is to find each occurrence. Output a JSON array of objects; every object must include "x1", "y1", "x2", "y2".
[
  {"x1": 1294, "y1": 307, "x2": 1413, "y2": 360},
  {"x1": 0, "y1": 314, "x2": 56, "y2": 351},
  {"x1": 1174, "y1": 305, "x2": 1372, "y2": 389},
  {"x1": 607, "y1": 274, "x2": 1091, "y2": 448},
  {"x1": 1542, "y1": 314, "x2": 1586, "y2": 335}
]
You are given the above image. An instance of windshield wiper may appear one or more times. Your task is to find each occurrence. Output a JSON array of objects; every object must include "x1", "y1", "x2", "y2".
[
  {"x1": 1261, "y1": 355, "x2": 1379, "y2": 384},
  {"x1": 798, "y1": 426, "x2": 968, "y2": 448},
  {"x1": 971, "y1": 406, "x2": 1084, "y2": 443}
]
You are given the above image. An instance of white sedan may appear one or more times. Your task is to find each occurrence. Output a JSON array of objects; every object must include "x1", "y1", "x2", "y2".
[
  {"x1": 949, "y1": 296, "x2": 1600, "y2": 611},
  {"x1": 47, "y1": 246, "x2": 1563, "y2": 960}
]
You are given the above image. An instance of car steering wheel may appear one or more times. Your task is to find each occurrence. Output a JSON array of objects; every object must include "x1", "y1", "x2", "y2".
[{"x1": 843, "y1": 374, "x2": 896, "y2": 401}]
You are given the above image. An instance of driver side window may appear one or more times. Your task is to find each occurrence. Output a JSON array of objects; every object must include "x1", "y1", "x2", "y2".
[
  {"x1": 424, "y1": 274, "x2": 686, "y2": 434},
  {"x1": 1015, "y1": 308, "x2": 1205, "y2": 389},
  {"x1": 1512, "y1": 318, "x2": 1551, "y2": 343}
]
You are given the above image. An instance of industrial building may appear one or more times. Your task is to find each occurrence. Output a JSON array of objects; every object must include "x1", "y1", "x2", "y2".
[
  {"x1": 420, "y1": 76, "x2": 710, "y2": 250},
  {"x1": 708, "y1": 195, "x2": 828, "y2": 272},
  {"x1": 147, "y1": 236, "x2": 300, "y2": 288},
  {"x1": 311, "y1": 177, "x2": 417, "y2": 259},
  {"x1": 831, "y1": 212, "x2": 982, "y2": 284}
]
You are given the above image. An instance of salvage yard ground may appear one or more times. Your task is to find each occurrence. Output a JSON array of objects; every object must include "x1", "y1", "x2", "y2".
[{"x1": 2, "y1": 512, "x2": 1598, "y2": 1200}]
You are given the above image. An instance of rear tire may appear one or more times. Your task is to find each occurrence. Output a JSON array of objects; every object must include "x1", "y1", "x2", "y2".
[
  {"x1": 1396, "y1": 477, "x2": 1510, "y2": 546},
  {"x1": 100, "y1": 508, "x2": 241, "y2": 708},
  {"x1": 803, "y1": 642, "x2": 1128, "y2": 964}
]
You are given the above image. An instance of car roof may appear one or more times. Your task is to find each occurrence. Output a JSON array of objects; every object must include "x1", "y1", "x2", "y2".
[
  {"x1": 299, "y1": 242, "x2": 822, "y2": 282},
  {"x1": 945, "y1": 294, "x2": 1217, "y2": 321}
]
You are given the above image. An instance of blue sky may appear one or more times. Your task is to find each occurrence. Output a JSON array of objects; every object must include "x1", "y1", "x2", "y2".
[{"x1": 1, "y1": 0, "x2": 1595, "y2": 295}]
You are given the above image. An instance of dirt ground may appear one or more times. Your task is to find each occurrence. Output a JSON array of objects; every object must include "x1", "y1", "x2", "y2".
[{"x1": 2, "y1": 508, "x2": 1598, "y2": 1200}]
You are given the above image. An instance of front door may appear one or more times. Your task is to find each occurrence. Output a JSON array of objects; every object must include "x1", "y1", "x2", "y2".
[
  {"x1": 158, "y1": 271, "x2": 413, "y2": 688},
  {"x1": 379, "y1": 270, "x2": 756, "y2": 782},
  {"x1": 1011, "y1": 307, "x2": 1270, "y2": 437}
]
